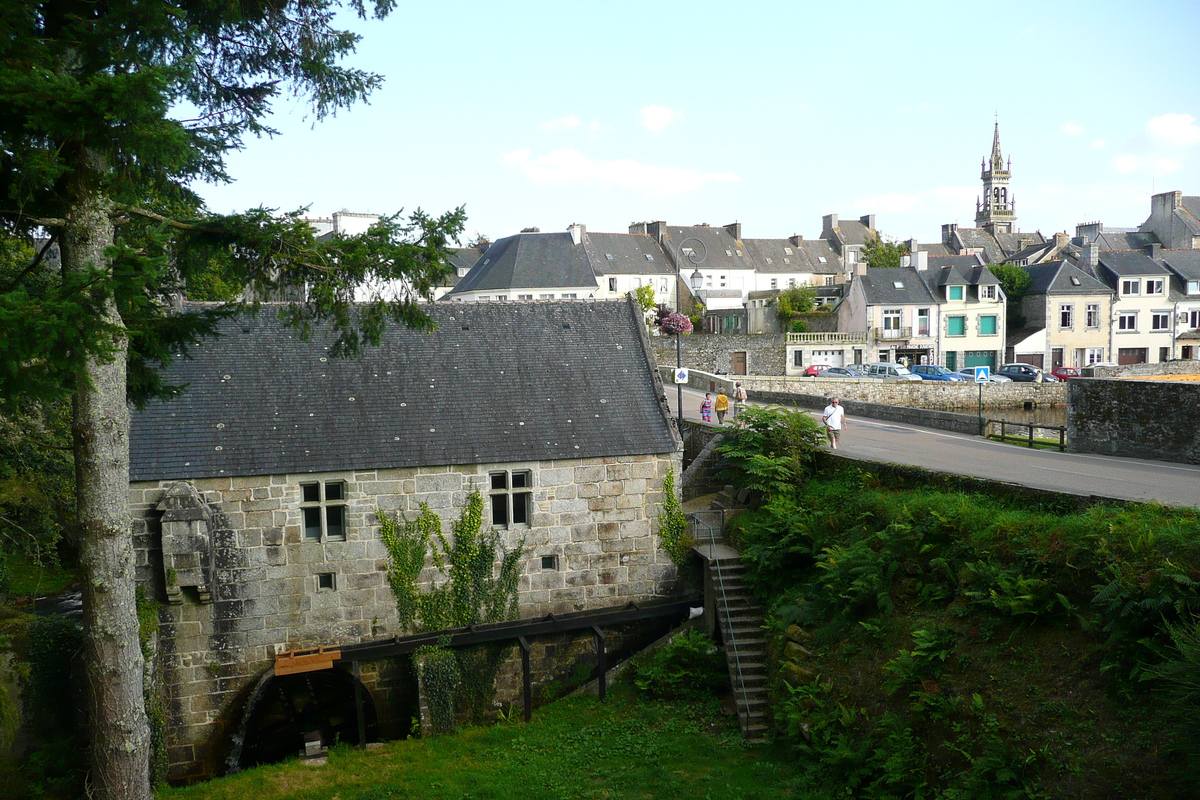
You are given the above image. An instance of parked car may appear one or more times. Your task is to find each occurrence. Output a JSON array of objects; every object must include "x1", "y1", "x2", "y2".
[
  {"x1": 823, "y1": 366, "x2": 864, "y2": 378},
  {"x1": 864, "y1": 362, "x2": 922, "y2": 381},
  {"x1": 803, "y1": 363, "x2": 830, "y2": 377},
  {"x1": 996, "y1": 363, "x2": 1054, "y2": 383},
  {"x1": 910, "y1": 365, "x2": 965, "y2": 381},
  {"x1": 1051, "y1": 367, "x2": 1082, "y2": 380},
  {"x1": 953, "y1": 368, "x2": 1012, "y2": 383}
]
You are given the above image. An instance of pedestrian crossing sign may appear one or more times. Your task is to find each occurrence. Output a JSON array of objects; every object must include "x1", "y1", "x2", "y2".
[{"x1": 973, "y1": 366, "x2": 990, "y2": 383}]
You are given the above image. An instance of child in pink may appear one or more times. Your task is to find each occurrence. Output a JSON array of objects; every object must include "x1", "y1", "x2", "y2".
[{"x1": 700, "y1": 393, "x2": 713, "y2": 422}]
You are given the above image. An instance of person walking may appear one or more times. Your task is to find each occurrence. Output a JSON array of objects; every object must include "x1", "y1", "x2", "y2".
[
  {"x1": 700, "y1": 392, "x2": 713, "y2": 423},
  {"x1": 733, "y1": 381, "x2": 747, "y2": 418},
  {"x1": 822, "y1": 396, "x2": 847, "y2": 450},
  {"x1": 714, "y1": 389, "x2": 729, "y2": 424}
]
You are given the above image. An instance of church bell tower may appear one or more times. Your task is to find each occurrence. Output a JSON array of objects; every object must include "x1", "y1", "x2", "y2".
[{"x1": 975, "y1": 120, "x2": 1016, "y2": 234}]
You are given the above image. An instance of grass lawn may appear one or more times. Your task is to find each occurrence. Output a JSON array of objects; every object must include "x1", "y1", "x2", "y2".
[{"x1": 157, "y1": 685, "x2": 800, "y2": 800}]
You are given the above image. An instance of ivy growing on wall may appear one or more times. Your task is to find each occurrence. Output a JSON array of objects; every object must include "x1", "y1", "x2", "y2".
[
  {"x1": 657, "y1": 468, "x2": 692, "y2": 565},
  {"x1": 378, "y1": 491, "x2": 525, "y2": 729}
]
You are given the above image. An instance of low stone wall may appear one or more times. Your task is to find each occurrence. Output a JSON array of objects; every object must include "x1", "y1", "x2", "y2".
[
  {"x1": 651, "y1": 333, "x2": 786, "y2": 377},
  {"x1": 661, "y1": 367, "x2": 1065, "y2": 410},
  {"x1": 1068, "y1": 378, "x2": 1200, "y2": 464},
  {"x1": 1083, "y1": 361, "x2": 1200, "y2": 378},
  {"x1": 756, "y1": 389, "x2": 988, "y2": 436}
]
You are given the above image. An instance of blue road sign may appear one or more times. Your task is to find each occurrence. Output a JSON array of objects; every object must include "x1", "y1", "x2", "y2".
[{"x1": 974, "y1": 366, "x2": 991, "y2": 383}]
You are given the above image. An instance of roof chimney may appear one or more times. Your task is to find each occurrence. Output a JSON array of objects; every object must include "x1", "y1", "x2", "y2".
[
  {"x1": 568, "y1": 222, "x2": 586, "y2": 245},
  {"x1": 914, "y1": 250, "x2": 928, "y2": 271},
  {"x1": 789, "y1": 234, "x2": 803, "y2": 246},
  {"x1": 520, "y1": 226, "x2": 541, "y2": 234},
  {"x1": 1054, "y1": 231, "x2": 1068, "y2": 248},
  {"x1": 724, "y1": 222, "x2": 742, "y2": 241},
  {"x1": 1145, "y1": 242, "x2": 1162, "y2": 259},
  {"x1": 900, "y1": 254, "x2": 911, "y2": 268},
  {"x1": 855, "y1": 262, "x2": 867, "y2": 277},
  {"x1": 1080, "y1": 241, "x2": 1100, "y2": 273},
  {"x1": 860, "y1": 214, "x2": 876, "y2": 231}
]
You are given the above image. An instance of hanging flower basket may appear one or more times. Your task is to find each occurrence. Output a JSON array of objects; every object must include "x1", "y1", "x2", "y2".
[{"x1": 660, "y1": 312, "x2": 693, "y2": 335}]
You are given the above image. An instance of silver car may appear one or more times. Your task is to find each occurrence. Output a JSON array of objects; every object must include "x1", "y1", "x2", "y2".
[
  {"x1": 954, "y1": 367, "x2": 1012, "y2": 383},
  {"x1": 865, "y1": 362, "x2": 923, "y2": 381}
]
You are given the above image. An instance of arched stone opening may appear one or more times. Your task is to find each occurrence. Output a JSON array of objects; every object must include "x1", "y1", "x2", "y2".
[{"x1": 234, "y1": 668, "x2": 378, "y2": 769}]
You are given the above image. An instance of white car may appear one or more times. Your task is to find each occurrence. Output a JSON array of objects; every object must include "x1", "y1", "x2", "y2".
[{"x1": 954, "y1": 368, "x2": 1012, "y2": 383}]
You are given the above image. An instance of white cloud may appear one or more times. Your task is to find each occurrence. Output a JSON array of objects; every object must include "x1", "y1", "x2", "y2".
[
  {"x1": 500, "y1": 148, "x2": 739, "y2": 197},
  {"x1": 1147, "y1": 113, "x2": 1200, "y2": 146},
  {"x1": 1091, "y1": 139, "x2": 1106, "y2": 150},
  {"x1": 1152, "y1": 157, "x2": 1182, "y2": 175},
  {"x1": 538, "y1": 115, "x2": 582, "y2": 132},
  {"x1": 639, "y1": 105, "x2": 684, "y2": 133},
  {"x1": 1111, "y1": 155, "x2": 1141, "y2": 175},
  {"x1": 1061, "y1": 121, "x2": 1084, "y2": 136},
  {"x1": 589, "y1": 120, "x2": 604, "y2": 132}
]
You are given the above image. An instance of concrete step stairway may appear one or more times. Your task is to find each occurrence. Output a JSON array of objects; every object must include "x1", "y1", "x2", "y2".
[{"x1": 709, "y1": 553, "x2": 770, "y2": 743}]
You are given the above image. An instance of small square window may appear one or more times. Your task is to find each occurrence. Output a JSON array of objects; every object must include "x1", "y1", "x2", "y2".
[
  {"x1": 317, "y1": 573, "x2": 336, "y2": 591},
  {"x1": 300, "y1": 481, "x2": 347, "y2": 542},
  {"x1": 489, "y1": 470, "x2": 532, "y2": 528},
  {"x1": 541, "y1": 555, "x2": 558, "y2": 570}
]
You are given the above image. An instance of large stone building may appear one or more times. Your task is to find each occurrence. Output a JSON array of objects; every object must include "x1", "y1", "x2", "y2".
[{"x1": 129, "y1": 299, "x2": 682, "y2": 781}]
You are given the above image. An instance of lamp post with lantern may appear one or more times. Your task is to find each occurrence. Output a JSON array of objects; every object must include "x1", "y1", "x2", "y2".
[{"x1": 670, "y1": 237, "x2": 707, "y2": 440}]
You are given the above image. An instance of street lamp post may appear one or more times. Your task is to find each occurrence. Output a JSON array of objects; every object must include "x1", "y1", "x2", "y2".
[{"x1": 674, "y1": 237, "x2": 707, "y2": 440}]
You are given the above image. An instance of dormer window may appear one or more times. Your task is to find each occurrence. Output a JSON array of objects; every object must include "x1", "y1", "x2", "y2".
[
  {"x1": 1121, "y1": 279, "x2": 1140, "y2": 296},
  {"x1": 948, "y1": 286, "x2": 964, "y2": 301},
  {"x1": 979, "y1": 285, "x2": 997, "y2": 300},
  {"x1": 1146, "y1": 278, "x2": 1164, "y2": 295},
  {"x1": 1188, "y1": 280, "x2": 1200, "y2": 295}
]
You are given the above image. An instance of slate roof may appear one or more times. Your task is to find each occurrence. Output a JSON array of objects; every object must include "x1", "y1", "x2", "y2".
[
  {"x1": 1074, "y1": 230, "x2": 1159, "y2": 251},
  {"x1": 831, "y1": 218, "x2": 874, "y2": 247},
  {"x1": 855, "y1": 268, "x2": 938, "y2": 305},
  {"x1": 742, "y1": 238, "x2": 840, "y2": 274},
  {"x1": 996, "y1": 231, "x2": 1045, "y2": 254},
  {"x1": 1179, "y1": 197, "x2": 1200, "y2": 235},
  {"x1": 584, "y1": 233, "x2": 673, "y2": 276},
  {"x1": 129, "y1": 300, "x2": 677, "y2": 482},
  {"x1": 1162, "y1": 249, "x2": 1200, "y2": 281},
  {"x1": 448, "y1": 232, "x2": 598, "y2": 294},
  {"x1": 952, "y1": 228, "x2": 1006, "y2": 264},
  {"x1": 1022, "y1": 261, "x2": 1112, "y2": 295},
  {"x1": 659, "y1": 226, "x2": 755, "y2": 273},
  {"x1": 447, "y1": 246, "x2": 485, "y2": 275},
  {"x1": 1096, "y1": 250, "x2": 1172, "y2": 278},
  {"x1": 914, "y1": 242, "x2": 951, "y2": 257}
]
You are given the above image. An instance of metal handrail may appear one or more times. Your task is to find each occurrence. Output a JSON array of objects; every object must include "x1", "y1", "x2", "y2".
[{"x1": 688, "y1": 511, "x2": 750, "y2": 722}]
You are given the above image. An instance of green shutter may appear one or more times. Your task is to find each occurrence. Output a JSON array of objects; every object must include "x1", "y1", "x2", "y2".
[
  {"x1": 948, "y1": 316, "x2": 965, "y2": 336},
  {"x1": 980, "y1": 315, "x2": 997, "y2": 335},
  {"x1": 949, "y1": 286, "x2": 964, "y2": 300}
]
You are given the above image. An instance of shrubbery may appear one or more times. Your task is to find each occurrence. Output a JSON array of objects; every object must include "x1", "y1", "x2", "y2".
[{"x1": 630, "y1": 629, "x2": 726, "y2": 700}]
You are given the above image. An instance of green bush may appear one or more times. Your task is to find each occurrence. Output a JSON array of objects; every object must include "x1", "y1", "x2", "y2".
[{"x1": 631, "y1": 629, "x2": 726, "y2": 700}]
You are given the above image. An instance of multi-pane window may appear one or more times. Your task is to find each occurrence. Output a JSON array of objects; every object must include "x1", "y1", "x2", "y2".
[
  {"x1": 517, "y1": 294, "x2": 533, "y2": 301},
  {"x1": 979, "y1": 285, "x2": 997, "y2": 300},
  {"x1": 883, "y1": 308, "x2": 902, "y2": 332},
  {"x1": 1121, "y1": 279, "x2": 1140, "y2": 296},
  {"x1": 1190, "y1": 310, "x2": 1200, "y2": 329},
  {"x1": 1085, "y1": 348, "x2": 1105, "y2": 364},
  {"x1": 916, "y1": 308, "x2": 930, "y2": 337},
  {"x1": 980, "y1": 315, "x2": 998, "y2": 335},
  {"x1": 1086, "y1": 304, "x2": 1100, "y2": 328},
  {"x1": 1146, "y1": 279, "x2": 1165, "y2": 295},
  {"x1": 490, "y1": 471, "x2": 532, "y2": 528},
  {"x1": 825, "y1": 276, "x2": 835, "y2": 286},
  {"x1": 947, "y1": 316, "x2": 966, "y2": 336},
  {"x1": 1189, "y1": 280, "x2": 1200, "y2": 295},
  {"x1": 1059, "y1": 304, "x2": 1073, "y2": 328},
  {"x1": 539, "y1": 293, "x2": 554, "y2": 299},
  {"x1": 301, "y1": 481, "x2": 346, "y2": 542},
  {"x1": 1118, "y1": 312, "x2": 1137, "y2": 331},
  {"x1": 1152, "y1": 312, "x2": 1170, "y2": 331},
  {"x1": 770, "y1": 278, "x2": 778, "y2": 289},
  {"x1": 794, "y1": 351, "x2": 804, "y2": 367}
]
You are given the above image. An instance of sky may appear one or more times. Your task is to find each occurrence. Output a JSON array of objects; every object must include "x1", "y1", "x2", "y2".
[{"x1": 195, "y1": 0, "x2": 1200, "y2": 248}]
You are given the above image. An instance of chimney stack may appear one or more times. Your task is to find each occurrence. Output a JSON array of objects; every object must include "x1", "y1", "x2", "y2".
[
  {"x1": 1145, "y1": 242, "x2": 1162, "y2": 260},
  {"x1": 724, "y1": 222, "x2": 742, "y2": 241},
  {"x1": 568, "y1": 222, "x2": 586, "y2": 245},
  {"x1": 914, "y1": 250, "x2": 928, "y2": 271}
]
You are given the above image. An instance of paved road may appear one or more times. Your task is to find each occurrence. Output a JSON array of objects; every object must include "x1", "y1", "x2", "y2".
[{"x1": 666, "y1": 386, "x2": 1200, "y2": 508}]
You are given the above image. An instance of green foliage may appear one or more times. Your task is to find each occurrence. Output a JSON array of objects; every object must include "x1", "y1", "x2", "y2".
[
  {"x1": 634, "y1": 283, "x2": 656, "y2": 312},
  {"x1": 882, "y1": 627, "x2": 955, "y2": 695},
  {"x1": 776, "y1": 286, "x2": 817, "y2": 326},
  {"x1": 1142, "y1": 615, "x2": 1200, "y2": 792},
  {"x1": 862, "y1": 235, "x2": 910, "y2": 269},
  {"x1": 990, "y1": 264, "x2": 1032, "y2": 329},
  {"x1": 688, "y1": 302, "x2": 705, "y2": 332},
  {"x1": 631, "y1": 630, "x2": 727, "y2": 700},
  {"x1": 715, "y1": 406, "x2": 826, "y2": 502},
  {"x1": 379, "y1": 493, "x2": 525, "y2": 727},
  {"x1": 415, "y1": 644, "x2": 461, "y2": 736},
  {"x1": 656, "y1": 468, "x2": 692, "y2": 565}
]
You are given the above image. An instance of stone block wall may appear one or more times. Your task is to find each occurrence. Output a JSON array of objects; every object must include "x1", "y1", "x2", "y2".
[
  {"x1": 1068, "y1": 378, "x2": 1200, "y2": 464},
  {"x1": 131, "y1": 451, "x2": 681, "y2": 781},
  {"x1": 651, "y1": 333, "x2": 786, "y2": 376},
  {"x1": 1083, "y1": 362, "x2": 1200, "y2": 378},
  {"x1": 736, "y1": 375, "x2": 1065, "y2": 410}
]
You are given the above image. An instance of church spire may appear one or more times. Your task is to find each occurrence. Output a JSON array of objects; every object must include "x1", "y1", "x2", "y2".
[{"x1": 976, "y1": 118, "x2": 1015, "y2": 234}]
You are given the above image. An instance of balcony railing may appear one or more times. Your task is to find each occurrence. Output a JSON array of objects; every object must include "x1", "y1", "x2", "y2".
[
  {"x1": 786, "y1": 331, "x2": 869, "y2": 344},
  {"x1": 873, "y1": 326, "x2": 913, "y2": 340}
]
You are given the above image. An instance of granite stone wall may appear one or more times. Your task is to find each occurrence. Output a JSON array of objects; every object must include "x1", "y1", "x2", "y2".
[
  {"x1": 651, "y1": 333, "x2": 786, "y2": 376},
  {"x1": 1068, "y1": 378, "x2": 1200, "y2": 464},
  {"x1": 131, "y1": 451, "x2": 681, "y2": 782},
  {"x1": 1083, "y1": 362, "x2": 1200, "y2": 378}
]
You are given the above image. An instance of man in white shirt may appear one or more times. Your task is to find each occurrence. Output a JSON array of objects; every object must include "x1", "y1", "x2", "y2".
[{"x1": 822, "y1": 396, "x2": 847, "y2": 450}]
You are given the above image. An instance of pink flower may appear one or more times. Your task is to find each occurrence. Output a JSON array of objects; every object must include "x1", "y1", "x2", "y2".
[{"x1": 660, "y1": 312, "x2": 693, "y2": 335}]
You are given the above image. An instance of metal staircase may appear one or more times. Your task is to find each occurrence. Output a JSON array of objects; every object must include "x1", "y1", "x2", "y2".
[{"x1": 690, "y1": 511, "x2": 769, "y2": 742}]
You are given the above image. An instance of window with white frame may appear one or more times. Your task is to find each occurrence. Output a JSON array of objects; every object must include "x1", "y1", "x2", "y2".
[
  {"x1": 948, "y1": 286, "x2": 964, "y2": 301},
  {"x1": 609, "y1": 278, "x2": 617, "y2": 292},
  {"x1": 301, "y1": 481, "x2": 346, "y2": 542},
  {"x1": 489, "y1": 470, "x2": 532, "y2": 528},
  {"x1": 770, "y1": 278, "x2": 777, "y2": 289},
  {"x1": 1190, "y1": 310, "x2": 1200, "y2": 329},
  {"x1": 1085, "y1": 348, "x2": 1104, "y2": 364},
  {"x1": 1086, "y1": 303, "x2": 1100, "y2": 328},
  {"x1": 1147, "y1": 278, "x2": 1165, "y2": 295},
  {"x1": 1118, "y1": 312, "x2": 1137, "y2": 331},
  {"x1": 562, "y1": 293, "x2": 577, "y2": 299},
  {"x1": 788, "y1": 278, "x2": 796, "y2": 287},
  {"x1": 1121, "y1": 279, "x2": 1140, "y2": 296},
  {"x1": 659, "y1": 279, "x2": 668, "y2": 293},
  {"x1": 496, "y1": 295, "x2": 507, "y2": 301},
  {"x1": 825, "y1": 276, "x2": 835, "y2": 286},
  {"x1": 1152, "y1": 312, "x2": 1170, "y2": 331},
  {"x1": 883, "y1": 308, "x2": 902, "y2": 332},
  {"x1": 1188, "y1": 280, "x2": 1200, "y2": 295},
  {"x1": 1059, "y1": 304, "x2": 1073, "y2": 328},
  {"x1": 916, "y1": 308, "x2": 930, "y2": 337},
  {"x1": 979, "y1": 285, "x2": 997, "y2": 300},
  {"x1": 539, "y1": 293, "x2": 553, "y2": 300}
]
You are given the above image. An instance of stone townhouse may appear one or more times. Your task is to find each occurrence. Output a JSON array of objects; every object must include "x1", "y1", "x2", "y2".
[
  {"x1": 128, "y1": 299, "x2": 682, "y2": 781},
  {"x1": 1162, "y1": 249, "x2": 1200, "y2": 360},
  {"x1": 1008, "y1": 260, "x2": 1114, "y2": 369},
  {"x1": 1083, "y1": 246, "x2": 1176, "y2": 364},
  {"x1": 836, "y1": 261, "x2": 941, "y2": 367}
]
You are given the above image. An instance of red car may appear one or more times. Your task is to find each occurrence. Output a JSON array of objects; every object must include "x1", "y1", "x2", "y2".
[
  {"x1": 1052, "y1": 367, "x2": 1082, "y2": 380},
  {"x1": 803, "y1": 364, "x2": 830, "y2": 377}
]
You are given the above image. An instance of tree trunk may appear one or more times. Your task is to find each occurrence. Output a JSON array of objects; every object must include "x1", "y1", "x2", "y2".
[{"x1": 63, "y1": 148, "x2": 152, "y2": 800}]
